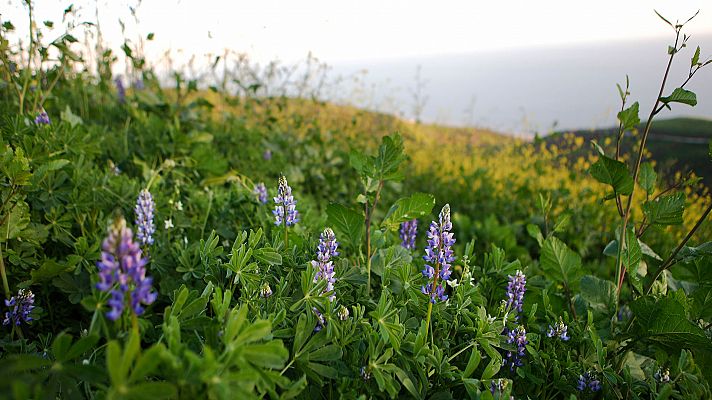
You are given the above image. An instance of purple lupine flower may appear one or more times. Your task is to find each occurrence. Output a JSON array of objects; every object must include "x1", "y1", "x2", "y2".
[
  {"x1": 96, "y1": 217, "x2": 157, "y2": 320},
  {"x1": 400, "y1": 219, "x2": 417, "y2": 250},
  {"x1": 115, "y1": 77, "x2": 126, "y2": 103},
  {"x1": 577, "y1": 371, "x2": 602, "y2": 392},
  {"x1": 360, "y1": 366, "x2": 371, "y2": 381},
  {"x1": 34, "y1": 111, "x2": 50, "y2": 125},
  {"x1": 547, "y1": 318, "x2": 570, "y2": 341},
  {"x1": 135, "y1": 189, "x2": 156, "y2": 246},
  {"x1": 313, "y1": 307, "x2": 326, "y2": 332},
  {"x1": 506, "y1": 270, "x2": 526, "y2": 315},
  {"x1": 263, "y1": 149, "x2": 272, "y2": 160},
  {"x1": 503, "y1": 325, "x2": 528, "y2": 371},
  {"x1": 3, "y1": 289, "x2": 35, "y2": 326},
  {"x1": 312, "y1": 228, "x2": 339, "y2": 301},
  {"x1": 133, "y1": 78, "x2": 144, "y2": 90},
  {"x1": 273, "y1": 176, "x2": 299, "y2": 226},
  {"x1": 421, "y1": 204, "x2": 455, "y2": 304},
  {"x1": 253, "y1": 182, "x2": 268, "y2": 204}
]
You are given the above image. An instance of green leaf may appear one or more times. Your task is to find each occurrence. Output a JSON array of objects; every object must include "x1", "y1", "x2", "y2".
[
  {"x1": 659, "y1": 88, "x2": 697, "y2": 107},
  {"x1": 463, "y1": 345, "x2": 481, "y2": 378},
  {"x1": 540, "y1": 236, "x2": 582, "y2": 287},
  {"x1": 308, "y1": 344, "x2": 342, "y2": 362},
  {"x1": 124, "y1": 382, "x2": 177, "y2": 400},
  {"x1": 692, "y1": 46, "x2": 701, "y2": 66},
  {"x1": 579, "y1": 275, "x2": 616, "y2": 315},
  {"x1": 60, "y1": 106, "x2": 83, "y2": 127},
  {"x1": 252, "y1": 248, "x2": 282, "y2": 265},
  {"x1": 244, "y1": 341, "x2": 288, "y2": 369},
  {"x1": 526, "y1": 224, "x2": 544, "y2": 247},
  {"x1": 639, "y1": 162, "x2": 657, "y2": 195},
  {"x1": 617, "y1": 102, "x2": 640, "y2": 131},
  {"x1": 106, "y1": 341, "x2": 123, "y2": 386},
  {"x1": 380, "y1": 192, "x2": 435, "y2": 230},
  {"x1": 631, "y1": 293, "x2": 712, "y2": 350},
  {"x1": 643, "y1": 192, "x2": 685, "y2": 226},
  {"x1": 31, "y1": 258, "x2": 77, "y2": 283},
  {"x1": 326, "y1": 203, "x2": 364, "y2": 248},
  {"x1": 374, "y1": 133, "x2": 406, "y2": 181},
  {"x1": 589, "y1": 155, "x2": 634, "y2": 195}
]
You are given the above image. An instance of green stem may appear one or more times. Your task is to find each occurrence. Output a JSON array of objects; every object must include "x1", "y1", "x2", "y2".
[
  {"x1": 284, "y1": 222, "x2": 289, "y2": 249},
  {"x1": 615, "y1": 28, "x2": 681, "y2": 299},
  {"x1": 0, "y1": 246, "x2": 9, "y2": 299},
  {"x1": 365, "y1": 181, "x2": 384, "y2": 295},
  {"x1": 424, "y1": 301, "x2": 433, "y2": 339}
]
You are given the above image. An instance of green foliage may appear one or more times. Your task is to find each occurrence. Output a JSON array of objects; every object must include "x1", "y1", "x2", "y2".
[
  {"x1": 589, "y1": 154, "x2": 634, "y2": 195},
  {"x1": 0, "y1": 7, "x2": 711, "y2": 400}
]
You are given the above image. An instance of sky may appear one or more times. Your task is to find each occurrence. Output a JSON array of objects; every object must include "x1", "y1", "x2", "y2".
[
  {"x1": 3, "y1": 0, "x2": 711, "y2": 65},
  {"x1": 2, "y1": 1, "x2": 711, "y2": 132}
]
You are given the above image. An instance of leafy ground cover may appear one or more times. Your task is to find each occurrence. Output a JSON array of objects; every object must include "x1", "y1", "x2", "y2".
[{"x1": 1, "y1": 4, "x2": 712, "y2": 399}]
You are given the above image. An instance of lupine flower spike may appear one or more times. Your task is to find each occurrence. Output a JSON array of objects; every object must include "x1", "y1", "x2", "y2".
[
  {"x1": 577, "y1": 371, "x2": 602, "y2": 392},
  {"x1": 312, "y1": 228, "x2": 340, "y2": 301},
  {"x1": 506, "y1": 270, "x2": 526, "y2": 317},
  {"x1": 273, "y1": 176, "x2": 299, "y2": 247},
  {"x1": 503, "y1": 325, "x2": 528, "y2": 371},
  {"x1": 254, "y1": 182, "x2": 268, "y2": 204},
  {"x1": 135, "y1": 189, "x2": 156, "y2": 246},
  {"x1": 547, "y1": 317, "x2": 570, "y2": 341},
  {"x1": 34, "y1": 111, "x2": 50, "y2": 125},
  {"x1": 422, "y1": 204, "x2": 456, "y2": 338},
  {"x1": 3, "y1": 289, "x2": 35, "y2": 326},
  {"x1": 273, "y1": 176, "x2": 299, "y2": 226},
  {"x1": 399, "y1": 219, "x2": 417, "y2": 250},
  {"x1": 96, "y1": 217, "x2": 157, "y2": 321},
  {"x1": 115, "y1": 77, "x2": 126, "y2": 103}
]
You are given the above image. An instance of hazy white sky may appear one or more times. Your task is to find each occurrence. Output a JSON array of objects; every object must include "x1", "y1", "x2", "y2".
[{"x1": 3, "y1": 0, "x2": 712, "y2": 64}]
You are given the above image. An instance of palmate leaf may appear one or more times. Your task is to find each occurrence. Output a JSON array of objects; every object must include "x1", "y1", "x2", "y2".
[
  {"x1": 381, "y1": 192, "x2": 435, "y2": 230},
  {"x1": 589, "y1": 155, "x2": 634, "y2": 195},
  {"x1": 643, "y1": 192, "x2": 685, "y2": 226}
]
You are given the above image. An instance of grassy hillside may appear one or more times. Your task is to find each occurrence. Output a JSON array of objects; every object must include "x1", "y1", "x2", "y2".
[{"x1": 547, "y1": 117, "x2": 712, "y2": 187}]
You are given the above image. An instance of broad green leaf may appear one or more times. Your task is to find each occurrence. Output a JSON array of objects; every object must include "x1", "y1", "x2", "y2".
[
  {"x1": 643, "y1": 192, "x2": 685, "y2": 226},
  {"x1": 326, "y1": 203, "x2": 364, "y2": 248},
  {"x1": 380, "y1": 192, "x2": 435, "y2": 230},
  {"x1": 540, "y1": 236, "x2": 582, "y2": 287},
  {"x1": 349, "y1": 150, "x2": 374, "y2": 177},
  {"x1": 617, "y1": 102, "x2": 640, "y2": 131},
  {"x1": 526, "y1": 224, "x2": 544, "y2": 247},
  {"x1": 374, "y1": 133, "x2": 406, "y2": 181},
  {"x1": 639, "y1": 162, "x2": 656, "y2": 196},
  {"x1": 0, "y1": 200, "x2": 30, "y2": 242},
  {"x1": 659, "y1": 88, "x2": 697, "y2": 107},
  {"x1": 579, "y1": 275, "x2": 616, "y2": 315},
  {"x1": 631, "y1": 293, "x2": 712, "y2": 350},
  {"x1": 30, "y1": 258, "x2": 77, "y2": 283},
  {"x1": 589, "y1": 155, "x2": 634, "y2": 195}
]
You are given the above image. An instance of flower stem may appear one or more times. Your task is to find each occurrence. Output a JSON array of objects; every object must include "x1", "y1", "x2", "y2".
[
  {"x1": 284, "y1": 222, "x2": 289, "y2": 249},
  {"x1": 424, "y1": 301, "x2": 433, "y2": 339},
  {"x1": 0, "y1": 246, "x2": 10, "y2": 299}
]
